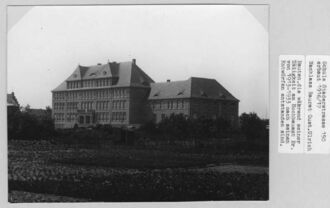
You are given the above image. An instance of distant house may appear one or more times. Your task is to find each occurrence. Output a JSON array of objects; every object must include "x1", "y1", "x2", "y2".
[
  {"x1": 25, "y1": 108, "x2": 51, "y2": 120},
  {"x1": 7, "y1": 92, "x2": 20, "y2": 112},
  {"x1": 52, "y1": 59, "x2": 239, "y2": 129}
]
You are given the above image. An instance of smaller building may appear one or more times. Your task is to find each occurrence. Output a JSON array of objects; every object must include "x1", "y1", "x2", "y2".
[
  {"x1": 7, "y1": 92, "x2": 20, "y2": 112},
  {"x1": 148, "y1": 77, "x2": 239, "y2": 127},
  {"x1": 25, "y1": 108, "x2": 51, "y2": 120}
]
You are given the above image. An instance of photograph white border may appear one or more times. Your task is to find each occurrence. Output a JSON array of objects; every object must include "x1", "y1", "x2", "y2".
[{"x1": 2, "y1": 0, "x2": 330, "y2": 208}]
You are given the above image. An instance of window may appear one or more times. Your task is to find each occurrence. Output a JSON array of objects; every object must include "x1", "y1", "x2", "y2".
[{"x1": 177, "y1": 89, "x2": 184, "y2": 95}]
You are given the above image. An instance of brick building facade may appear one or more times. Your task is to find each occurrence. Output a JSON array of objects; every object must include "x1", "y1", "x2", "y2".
[{"x1": 52, "y1": 59, "x2": 239, "y2": 129}]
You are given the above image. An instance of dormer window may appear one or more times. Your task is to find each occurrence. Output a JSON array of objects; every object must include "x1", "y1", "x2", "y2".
[
  {"x1": 103, "y1": 71, "x2": 107, "y2": 75},
  {"x1": 219, "y1": 93, "x2": 226, "y2": 99},
  {"x1": 153, "y1": 91, "x2": 160, "y2": 97},
  {"x1": 141, "y1": 81, "x2": 149, "y2": 86},
  {"x1": 200, "y1": 91, "x2": 207, "y2": 97},
  {"x1": 177, "y1": 89, "x2": 184, "y2": 95},
  {"x1": 89, "y1": 73, "x2": 96, "y2": 77}
]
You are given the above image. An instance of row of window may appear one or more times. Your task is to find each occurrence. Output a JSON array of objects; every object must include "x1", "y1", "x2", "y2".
[
  {"x1": 54, "y1": 103, "x2": 65, "y2": 110},
  {"x1": 81, "y1": 102, "x2": 93, "y2": 110},
  {"x1": 67, "y1": 78, "x2": 118, "y2": 89},
  {"x1": 54, "y1": 112, "x2": 126, "y2": 123},
  {"x1": 96, "y1": 112, "x2": 110, "y2": 122},
  {"x1": 151, "y1": 100, "x2": 186, "y2": 110},
  {"x1": 67, "y1": 91, "x2": 79, "y2": 99},
  {"x1": 112, "y1": 112, "x2": 127, "y2": 122},
  {"x1": 54, "y1": 113, "x2": 65, "y2": 121},
  {"x1": 53, "y1": 93, "x2": 66, "y2": 100},
  {"x1": 112, "y1": 100, "x2": 127, "y2": 109},
  {"x1": 54, "y1": 89, "x2": 129, "y2": 101},
  {"x1": 66, "y1": 113, "x2": 76, "y2": 122},
  {"x1": 67, "y1": 102, "x2": 78, "y2": 110},
  {"x1": 96, "y1": 101, "x2": 110, "y2": 110},
  {"x1": 54, "y1": 100, "x2": 128, "y2": 111},
  {"x1": 67, "y1": 81, "x2": 80, "y2": 89}
]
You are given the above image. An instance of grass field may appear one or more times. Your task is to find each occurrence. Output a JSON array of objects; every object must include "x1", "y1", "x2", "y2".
[{"x1": 8, "y1": 140, "x2": 268, "y2": 202}]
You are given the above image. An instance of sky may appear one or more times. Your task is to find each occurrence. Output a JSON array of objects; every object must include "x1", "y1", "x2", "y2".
[{"x1": 7, "y1": 5, "x2": 269, "y2": 118}]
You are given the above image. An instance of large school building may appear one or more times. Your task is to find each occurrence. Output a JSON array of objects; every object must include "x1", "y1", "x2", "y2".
[{"x1": 52, "y1": 59, "x2": 239, "y2": 129}]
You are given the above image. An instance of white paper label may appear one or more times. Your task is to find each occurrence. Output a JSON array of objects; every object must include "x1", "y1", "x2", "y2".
[{"x1": 279, "y1": 55, "x2": 330, "y2": 154}]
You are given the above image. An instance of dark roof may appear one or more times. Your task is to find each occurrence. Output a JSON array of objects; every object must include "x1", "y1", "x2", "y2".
[
  {"x1": 149, "y1": 77, "x2": 239, "y2": 101},
  {"x1": 52, "y1": 60, "x2": 154, "y2": 92},
  {"x1": 7, "y1": 93, "x2": 19, "y2": 107},
  {"x1": 26, "y1": 108, "x2": 49, "y2": 117}
]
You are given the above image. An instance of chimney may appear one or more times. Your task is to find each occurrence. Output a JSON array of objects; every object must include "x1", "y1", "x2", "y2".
[
  {"x1": 132, "y1": 59, "x2": 136, "y2": 64},
  {"x1": 167, "y1": 79, "x2": 171, "y2": 83}
]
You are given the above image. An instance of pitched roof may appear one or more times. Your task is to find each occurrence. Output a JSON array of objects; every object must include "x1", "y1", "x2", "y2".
[
  {"x1": 148, "y1": 77, "x2": 239, "y2": 101},
  {"x1": 7, "y1": 93, "x2": 19, "y2": 107},
  {"x1": 26, "y1": 108, "x2": 49, "y2": 118},
  {"x1": 52, "y1": 81, "x2": 67, "y2": 92},
  {"x1": 52, "y1": 60, "x2": 154, "y2": 92}
]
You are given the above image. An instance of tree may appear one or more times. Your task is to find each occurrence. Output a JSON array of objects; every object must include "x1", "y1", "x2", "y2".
[
  {"x1": 7, "y1": 104, "x2": 55, "y2": 140},
  {"x1": 239, "y1": 112, "x2": 267, "y2": 141},
  {"x1": 7, "y1": 106, "x2": 21, "y2": 140},
  {"x1": 23, "y1": 104, "x2": 31, "y2": 112},
  {"x1": 45, "y1": 106, "x2": 52, "y2": 115}
]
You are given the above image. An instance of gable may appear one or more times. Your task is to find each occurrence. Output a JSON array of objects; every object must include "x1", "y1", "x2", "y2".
[{"x1": 7, "y1": 93, "x2": 19, "y2": 107}]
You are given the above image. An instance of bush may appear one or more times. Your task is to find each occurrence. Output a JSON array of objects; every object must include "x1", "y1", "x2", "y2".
[
  {"x1": 8, "y1": 108, "x2": 55, "y2": 140},
  {"x1": 239, "y1": 113, "x2": 269, "y2": 142},
  {"x1": 140, "y1": 114, "x2": 235, "y2": 142},
  {"x1": 53, "y1": 128, "x2": 113, "y2": 146}
]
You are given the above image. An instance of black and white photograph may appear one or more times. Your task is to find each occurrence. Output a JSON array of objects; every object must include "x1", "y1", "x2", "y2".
[{"x1": 7, "y1": 5, "x2": 269, "y2": 202}]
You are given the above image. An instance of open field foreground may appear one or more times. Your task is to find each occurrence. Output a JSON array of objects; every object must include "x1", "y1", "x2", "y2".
[{"x1": 8, "y1": 140, "x2": 268, "y2": 202}]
